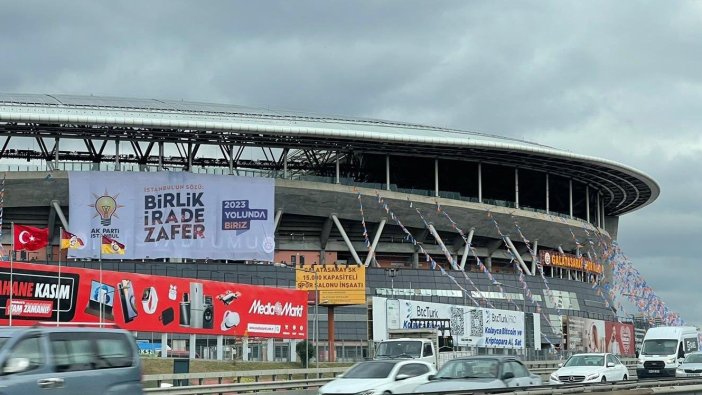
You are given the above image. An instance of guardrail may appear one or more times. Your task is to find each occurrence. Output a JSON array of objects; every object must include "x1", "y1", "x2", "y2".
[{"x1": 142, "y1": 358, "x2": 640, "y2": 394}]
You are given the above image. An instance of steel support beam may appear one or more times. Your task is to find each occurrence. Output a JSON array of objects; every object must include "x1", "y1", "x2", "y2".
[
  {"x1": 320, "y1": 217, "x2": 333, "y2": 250},
  {"x1": 459, "y1": 228, "x2": 475, "y2": 270},
  {"x1": 504, "y1": 236, "x2": 532, "y2": 276},
  {"x1": 52, "y1": 200, "x2": 69, "y2": 230},
  {"x1": 515, "y1": 168, "x2": 519, "y2": 209},
  {"x1": 478, "y1": 163, "x2": 483, "y2": 203},
  {"x1": 365, "y1": 218, "x2": 386, "y2": 267},
  {"x1": 531, "y1": 239, "x2": 539, "y2": 276},
  {"x1": 273, "y1": 209, "x2": 283, "y2": 232},
  {"x1": 331, "y1": 214, "x2": 362, "y2": 265},
  {"x1": 385, "y1": 155, "x2": 390, "y2": 191},
  {"x1": 428, "y1": 224, "x2": 457, "y2": 270}
]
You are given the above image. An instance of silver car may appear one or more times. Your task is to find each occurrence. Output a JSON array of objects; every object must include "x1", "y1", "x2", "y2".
[
  {"x1": 676, "y1": 351, "x2": 702, "y2": 378},
  {"x1": 414, "y1": 356, "x2": 542, "y2": 392},
  {"x1": 0, "y1": 326, "x2": 143, "y2": 395}
]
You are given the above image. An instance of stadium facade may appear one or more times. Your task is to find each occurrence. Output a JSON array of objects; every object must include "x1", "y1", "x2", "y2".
[{"x1": 0, "y1": 93, "x2": 658, "y2": 360}]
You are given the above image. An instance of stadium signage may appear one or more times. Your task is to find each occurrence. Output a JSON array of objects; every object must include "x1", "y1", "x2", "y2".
[{"x1": 540, "y1": 251, "x2": 603, "y2": 274}]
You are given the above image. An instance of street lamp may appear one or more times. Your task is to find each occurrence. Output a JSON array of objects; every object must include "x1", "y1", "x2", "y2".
[
  {"x1": 493, "y1": 282, "x2": 526, "y2": 313},
  {"x1": 274, "y1": 262, "x2": 319, "y2": 372},
  {"x1": 385, "y1": 268, "x2": 398, "y2": 298}
]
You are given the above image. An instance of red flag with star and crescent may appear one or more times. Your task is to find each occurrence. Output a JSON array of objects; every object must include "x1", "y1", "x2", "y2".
[{"x1": 13, "y1": 224, "x2": 49, "y2": 251}]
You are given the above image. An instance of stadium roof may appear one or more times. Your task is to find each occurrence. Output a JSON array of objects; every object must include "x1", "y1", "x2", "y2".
[{"x1": 0, "y1": 93, "x2": 659, "y2": 215}]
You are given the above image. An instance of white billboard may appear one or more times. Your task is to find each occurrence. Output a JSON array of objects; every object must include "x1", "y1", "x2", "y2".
[
  {"x1": 68, "y1": 172, "x2": 275, "y2": 261},
  {"x1": 372, "y1": 297, "x2": 527, "y2": 350}
]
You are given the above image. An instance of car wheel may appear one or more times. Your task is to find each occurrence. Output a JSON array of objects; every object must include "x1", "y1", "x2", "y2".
[
  {"x1": 601, "y1": 376, "x2": 607, "y2": 383},
  {"x1": 623, "y1": 374, "x2": 628, "y2": 381},
  {"x1": 383, "y1": 392, "x2": 392, "y2": 395}
]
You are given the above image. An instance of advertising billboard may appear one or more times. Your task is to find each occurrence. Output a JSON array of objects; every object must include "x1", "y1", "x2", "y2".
[
  {"x1": 0, "y1": 261, "x2": 307, "y2": 339},
  {"x1": 68, "y1": 172, "x2": 275, "y2": 261},
  {"x1": 295, "y1": 265, "x2": 366, "y2": 305},
  {"x1": 371, "y1": 297, "x2": 528, "y2": 350},
  {"x1": 564, "y1": 316, "x2": 606, "y2": 353},
  {"x1": 604, "y1": 321, "x2": 636, "y2": 356}
]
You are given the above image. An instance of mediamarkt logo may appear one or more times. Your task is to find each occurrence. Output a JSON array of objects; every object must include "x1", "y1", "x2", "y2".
[{"x1": 249, "y1": 300, "x2": 304, "y2": 317}]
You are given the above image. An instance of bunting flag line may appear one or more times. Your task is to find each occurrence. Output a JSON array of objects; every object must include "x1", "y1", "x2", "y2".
[
  {"x1": 372, "y1": 192, "x2": 483, "y2": 308},
  {"x1": 410, "y1": 201, "x2": 494, "y2": 308}
]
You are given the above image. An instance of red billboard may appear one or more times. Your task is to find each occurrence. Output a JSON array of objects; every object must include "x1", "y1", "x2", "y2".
[
  {"x1": 0, "y1": 261, "x2": 307, "y2": 340},
  {"x1": 604, "y1": 321, "x2": 635, "y2": 357}
]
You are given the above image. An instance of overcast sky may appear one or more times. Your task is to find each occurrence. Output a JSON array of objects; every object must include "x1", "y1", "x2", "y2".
[{"x1": 2, "y1": 1, "x2": 700, "y2": 323}]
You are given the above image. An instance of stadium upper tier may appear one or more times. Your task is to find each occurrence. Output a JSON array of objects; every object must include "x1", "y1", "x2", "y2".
[{"x1": 0, "y1": 93, "x2": 658, "y2": 217}]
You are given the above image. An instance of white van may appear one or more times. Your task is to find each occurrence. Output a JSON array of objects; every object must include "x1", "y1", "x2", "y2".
[{"x1": 637, "y1": 326, "x2": 699, "y2": 378}]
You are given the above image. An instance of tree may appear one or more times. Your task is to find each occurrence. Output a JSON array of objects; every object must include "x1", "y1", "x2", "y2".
[{"x1": 296, "y1": 340, "x2": 316, "y2": 368}]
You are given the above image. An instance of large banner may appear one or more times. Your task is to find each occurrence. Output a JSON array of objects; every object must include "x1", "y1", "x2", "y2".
[
  {"x1": 68, "y1": 172, "x2": 275, "y2": 261},
  {"x1": 371, "y1": 297, "x2": 527, "y2": 350},
  {"x1": 564, "y1": 316, "x2": 605, "y2": 353},
  {"x1": 604, "y1": 321, "x2": 636, "y2": 357},
  {"x1": 0, "y1": 262, "x2": 307, "y2": 339}
]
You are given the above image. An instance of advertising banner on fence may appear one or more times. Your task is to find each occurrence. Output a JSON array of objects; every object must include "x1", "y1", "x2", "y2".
[
  {"x1": 564, "y1": 316, "x2": 606, "y2": 353},
  {"x1": 295, "y1": 265, "x2": 366, "y2": 305},
  {"x1": 371, "y1": 297, "x2": 527, "y2": 350},
  {"x1": 68, "y1": 172, "x2": 275, "y2": 261},
  {"x1": 0, "y1": 261, "x2": 307, "y2": 339},
  {"x1": 604, "y1": 321, "x2": 635, "y2": 356}
]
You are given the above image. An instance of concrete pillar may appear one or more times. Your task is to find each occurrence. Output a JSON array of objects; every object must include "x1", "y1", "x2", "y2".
[
  {"x1": 161, "y1": 333, "x2": 168, "y2": 358},
  {"x1": 189, "y1": 334, "x2": 197, "y2": 359},
  {"x1": 545, "y1": 173, "x2": 550, "y2": 213},
  {"x1": 242, "y1": 336, "x2": 249, "y2": 361},
  {"x1": 569, "y1": 179, "x2": 573, "y2": 219},
  {"x1": 386, "y1": 155, "x2": 390, "y2": 191},
  {"x1": 412, "y1": 251, "x2": 419, "y2": 269},
  {"x1": 290, "y1": 340, "x2": 298, "y2": 363},
  {"x1": 216, "y1": 335, "x2": 224, "y2": 361},
  {"x1": 478, "y1": 163, "x2": 483, "y2": 203},
  {"x1": 435, "y1": 159, "x2": 439, "y2": 197},
  {"x1": 515, "y1": 168, "x2": 519, "y2": 208},
  {"x1": 485, "y1": 256, "x2": 492, "y2": 271},
  {"x1": 267, "y1": 338, "x2": 274, "y2": 362}
]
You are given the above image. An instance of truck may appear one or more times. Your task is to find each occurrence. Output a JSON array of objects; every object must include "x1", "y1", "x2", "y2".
[
  {"x1": 636, "y1": 326, "x2": 699, "y2": 378},
  {"x1": 375, "y1": 319, "x2": 472, "y2": 369}
]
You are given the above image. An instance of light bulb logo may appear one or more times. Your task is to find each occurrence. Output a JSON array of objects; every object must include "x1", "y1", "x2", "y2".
[{"x1": 89, "y1": 190, "x2": 123, "y2": 226}]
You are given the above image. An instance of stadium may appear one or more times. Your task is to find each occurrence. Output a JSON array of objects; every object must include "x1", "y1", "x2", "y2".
[{"x1": 0, "y1": 93, "x2": 658, "y2": 361}]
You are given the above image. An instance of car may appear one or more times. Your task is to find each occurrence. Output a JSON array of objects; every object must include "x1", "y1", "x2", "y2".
[
  {"x1": 413, "y1": 356, "x2": 542, "y2": 393},
  {"x1": 676, "y1": 351, "x2": 702, "y2": 378},
  {"x1": 318, "y1": 359, "x2": 436, "y2": 395},
  {"x1": 0, "y1": 325, "x2": 143, "y2": 395},
  {"x1": 549, "y1": 353, "x2": 628, "y2": 384}
]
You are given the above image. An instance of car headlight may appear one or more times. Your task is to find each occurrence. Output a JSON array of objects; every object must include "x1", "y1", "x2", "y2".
[
  {"x1": 676, "y1": 368, "x2": 685, "y2": 374},
  {"x1": 665, "y1": 357, "x2": 676, "y2": 364},
  {"x1": 550, "y1": 373, "x2": 559, "y2": 381},
  {"x1": 586, "y1": 373, "x2": 600, "y2": 380},
  {"x1": 356, "y1": 390, "x2": 376, "y2": 395},
  {"x1": 637, "y1": 359, "x2": 645, "y2": 365}
]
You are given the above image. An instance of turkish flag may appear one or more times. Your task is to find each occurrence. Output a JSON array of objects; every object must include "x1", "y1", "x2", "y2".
[{"x1": 13, "y1": 225, "x2": 49, "y2": 251}]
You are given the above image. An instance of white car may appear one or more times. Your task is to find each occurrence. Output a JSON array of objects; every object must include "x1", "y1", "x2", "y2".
[
  {"x1": 318, "y1": 360, "x2": 436, "y2": 395},
  {"x1": 676, "y1": 351, "x2": 702, "y2": 378},
  {"x1": 549, "y1": 353, "x2": 629, "y2": 384}
]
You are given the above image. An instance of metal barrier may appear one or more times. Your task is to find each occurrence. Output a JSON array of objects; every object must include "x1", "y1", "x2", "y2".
[{"x1": 142, "y1": 359, "x2": 640, "y2": 394}]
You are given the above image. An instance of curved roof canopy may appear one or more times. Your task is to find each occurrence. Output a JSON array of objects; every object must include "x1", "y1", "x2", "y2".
[{"x1": 0, "y1": 93, "x2": 659, "y2": 215}]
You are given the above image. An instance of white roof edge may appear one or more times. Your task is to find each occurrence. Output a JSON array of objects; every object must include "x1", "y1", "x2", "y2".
[{"x1": 0, "y1": 109, "x2": 660, "y2": 209}]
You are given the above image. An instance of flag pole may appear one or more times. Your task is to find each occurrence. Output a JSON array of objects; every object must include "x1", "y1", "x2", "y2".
[
  {"x1": 57, "y1": 227, "x2": 62, "y2": 326},
  {"x1": 99, "y1": 236, "x2": 103, "y2": 328},
  {"x1": 9, "y1": 222, "x2": 13, "y2": 326}
]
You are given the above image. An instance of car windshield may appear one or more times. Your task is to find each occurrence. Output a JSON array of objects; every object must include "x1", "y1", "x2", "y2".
[
  {"x1": 685, "y1": 354, "x2": 702, "y2": 364},
  {"x1": 435, "y1": 358, "x2": 499, "y2": 379},
  {"x1": 564, "y1": 355, "x2": 604, "y2": 367},
  {"x1": 376, "y1": 341, "x2": 422, "y2": 358},
  {"x1": 343, "y1": 362, "x2": 396, "y2": 379},
  {"x1": 642, "y1": 339, "x2": 678, "y2": 356}
]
